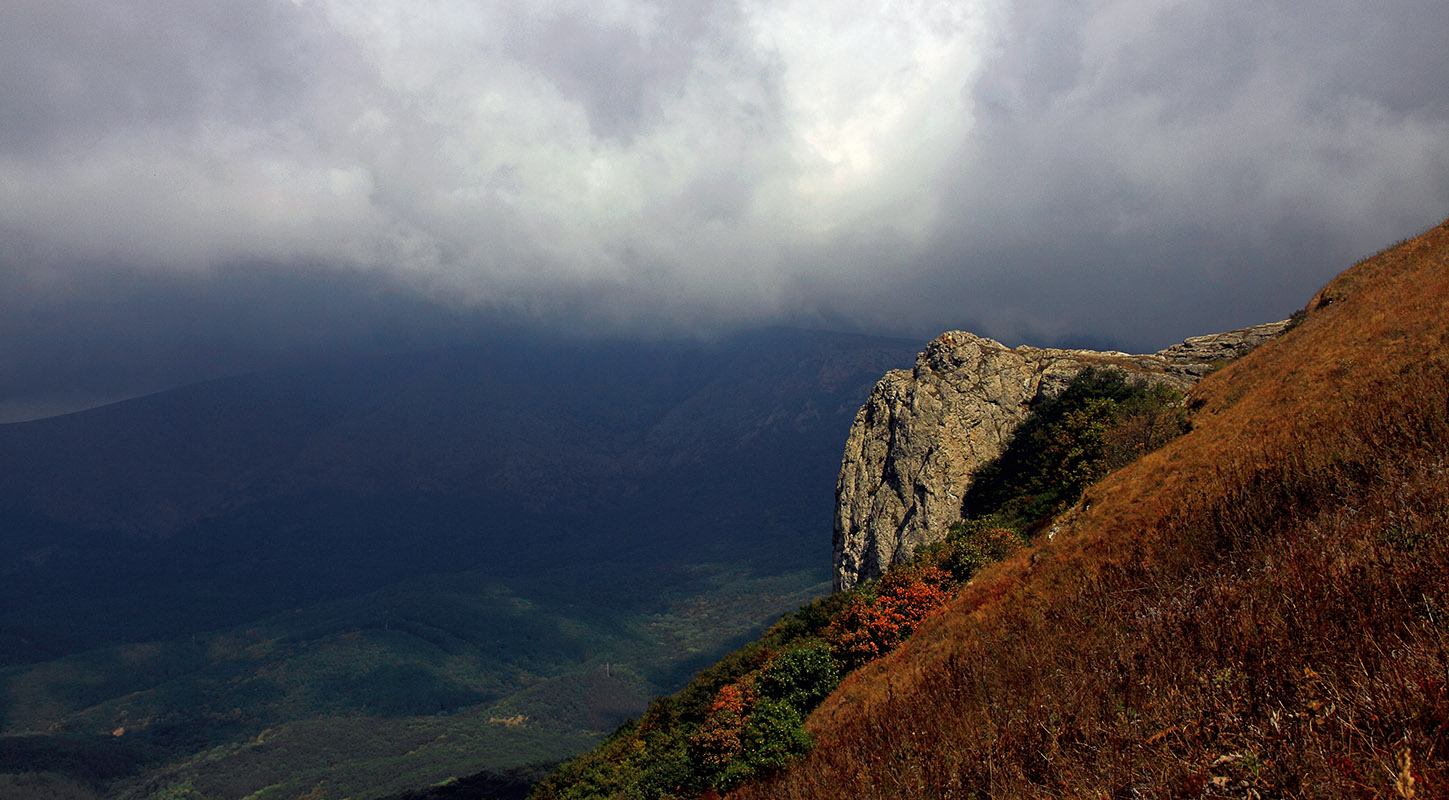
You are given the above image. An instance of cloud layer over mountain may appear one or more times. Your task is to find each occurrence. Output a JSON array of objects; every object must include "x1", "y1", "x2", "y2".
[{"x1": 3, "y1": 0, "x2": 1448, "y2": 418}]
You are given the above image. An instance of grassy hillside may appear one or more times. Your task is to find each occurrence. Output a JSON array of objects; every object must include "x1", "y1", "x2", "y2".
[
  {"x1": 528, "y1": 217, "x2": 1449, "y2": 799},
  {"x1": 528, "y1": 368, "x2": 1195, "y2": 799},
  {"x1": 727, "y1": 220, "x2": 1449, "y2": 797}
]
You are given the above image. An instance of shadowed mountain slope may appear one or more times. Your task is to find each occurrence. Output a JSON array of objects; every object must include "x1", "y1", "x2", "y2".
[
  {"x1": 0, "y1": 328, "x2": 927, "y2": 799},
  {"x1": 0, "y1": 328, "x2": 918, "y2": 662},
  {"x1": 0, "y1": 329, "x2": 913, "y2": 534}
]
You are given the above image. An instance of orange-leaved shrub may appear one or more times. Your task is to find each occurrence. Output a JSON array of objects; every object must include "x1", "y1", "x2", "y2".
[
  {"x1": 824, "y1": 566, "x2": 953, "y2": 672},
  {"x1": 690, "y1": 680, "x2": 755, "y2": 770}
]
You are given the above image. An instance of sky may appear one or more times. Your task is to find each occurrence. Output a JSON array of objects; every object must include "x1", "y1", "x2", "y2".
[{"x1": 3, "y1": 0, "x2": 1448, "y2": 421}]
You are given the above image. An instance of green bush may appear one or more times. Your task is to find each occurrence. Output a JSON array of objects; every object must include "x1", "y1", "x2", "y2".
[
  {"x1": 756, "y1": 642, "x2": 839, "y2": 715},
  {"x1": 623, "y1": 734, "x2": 694, "y2": 800},
  {"x1": 917, "y1": 519, "x2": 1027, "y2": 585},
  {"x1": 962, "y1": 368, "x2": 1187, "y2": 534},
  {"x1": 717, "y1": 699, "x2": 812, "y2": 790}
]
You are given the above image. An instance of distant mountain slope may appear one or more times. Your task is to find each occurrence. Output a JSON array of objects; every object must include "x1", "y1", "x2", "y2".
[
  {"x1": 0, "y1": 328, "x2": 918, "y2": 662},
  {"x1": 0, "y1": 329, "x2": 911, "y2": 534},
  {"x1": 0, "y1": 328, "x2": 921, "y2": 799},
  {"x1": 729, "y1": 221, "x2": 1449, "y2": 796}
]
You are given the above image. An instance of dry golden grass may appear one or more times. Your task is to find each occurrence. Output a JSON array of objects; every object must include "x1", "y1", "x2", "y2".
[{"x1": 731, "y1": 218, "x2": 1449, "y2": 799}]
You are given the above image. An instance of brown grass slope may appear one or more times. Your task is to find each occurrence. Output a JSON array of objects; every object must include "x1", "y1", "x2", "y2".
[{"x1": 734, "y1": 218, "x2": 1449, "y2": 799}]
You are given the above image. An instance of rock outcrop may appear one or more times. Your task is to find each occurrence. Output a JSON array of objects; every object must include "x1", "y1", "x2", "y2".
[{"x1": 832, "y1": 321, "x2": 1288, "y2": 590}]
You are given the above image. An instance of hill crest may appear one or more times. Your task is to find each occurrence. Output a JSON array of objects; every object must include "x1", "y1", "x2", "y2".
[{"x1": 833, "y1": 320, "x2": 1286, "y2": 590}]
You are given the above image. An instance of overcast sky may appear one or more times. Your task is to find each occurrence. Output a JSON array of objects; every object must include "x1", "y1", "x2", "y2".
[{"x1": 3, "y1": 0, "x2": 1448, "y2": 420}]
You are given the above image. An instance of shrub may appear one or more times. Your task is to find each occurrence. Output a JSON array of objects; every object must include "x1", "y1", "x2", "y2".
[
  {"x1": 717, "y1": 698, "x2": 812, "y2": 790},
  {"x1": 824, "y1": 571, "x2": 952, "y2": 672},
  {"x1": 689, "y1": 681, "x2": 755, "y2": 771},
  {"x1": 917, "y1": 519, "x2": 1027, "y2": 584},
  {"x1": 756, "y1": 642, "x2": 840, "y2": 715},
  {"x1": 1103, "y1": 382, "x2": 1189, "y2": 470},
  {"x1": 962, "y1": 367, "x2": 1187, "y2": 534}
]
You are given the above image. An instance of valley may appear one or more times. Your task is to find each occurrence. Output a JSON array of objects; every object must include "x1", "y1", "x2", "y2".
[{"x1": 0, "y1": 329, "x2": 917, "y2": 799}]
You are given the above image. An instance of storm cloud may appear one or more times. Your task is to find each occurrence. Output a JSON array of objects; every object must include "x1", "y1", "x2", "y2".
[{"x1": 3, "y1": 0, "x2": 1448, "y2": 418}]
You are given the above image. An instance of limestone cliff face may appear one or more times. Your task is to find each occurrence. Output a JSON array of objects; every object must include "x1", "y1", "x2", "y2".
[{"x1": 832, "y1": 322, "x2": 1288, "y2": 590}]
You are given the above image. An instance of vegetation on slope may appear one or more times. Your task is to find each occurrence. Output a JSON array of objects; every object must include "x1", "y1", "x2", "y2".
[
  {"x1": 530, "y1": 369, "x2": 1192, "y2": 799},
  {"x1": 730, "y1": 218, "x2": 1449, "y2": 798},
  {"x1": 961, "y1": 367, "x2": 1188, "y2": 535},
  {"x1": 0, "y1": 563, "x2": 826, "y2": 800}
]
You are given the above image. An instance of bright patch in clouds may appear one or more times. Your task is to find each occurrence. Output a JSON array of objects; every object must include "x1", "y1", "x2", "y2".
[{"x1": 748, "y1": 0, "x2": 998, "y2": 233}]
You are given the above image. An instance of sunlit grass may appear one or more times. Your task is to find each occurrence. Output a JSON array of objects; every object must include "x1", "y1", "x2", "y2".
[{"x1": 729, "y1": 218, "x2": 1449, "y2": 798}]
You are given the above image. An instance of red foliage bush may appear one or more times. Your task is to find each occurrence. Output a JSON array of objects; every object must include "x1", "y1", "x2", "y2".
[
  {"x1": 824, "y1": 568, "x2": 952, "y2": 671},
  {"x1": 691, "y1": 680, "x2": 756, "y2": 769}
]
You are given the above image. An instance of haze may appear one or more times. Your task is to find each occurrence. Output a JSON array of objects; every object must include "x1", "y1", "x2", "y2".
[{"x1": 3, "y1": 0, "x2": 1448, "y2": 420}]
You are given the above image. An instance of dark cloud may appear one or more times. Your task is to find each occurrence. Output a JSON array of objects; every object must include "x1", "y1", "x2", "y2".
[
  {"x1": 910, "y1": 0, "x2": 1449, "y2": 346},
  {"x1": 503, "y1": 1, "x2": 726, "y2": 142},
  {"x1": 0, "y1": 0, "x2": 337, "y2": 155},
  {"x1": 0, "y1": 261, "x2": 517, "y2": 421}
]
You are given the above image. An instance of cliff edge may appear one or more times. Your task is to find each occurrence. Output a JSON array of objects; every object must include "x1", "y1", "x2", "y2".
[{"x1": 832, "y1": 321, "x2": 1287, "y2": 590}]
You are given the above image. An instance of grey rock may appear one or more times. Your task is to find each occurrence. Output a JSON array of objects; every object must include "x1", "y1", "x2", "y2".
[
  {"x1": 1155, "y1": 320, "x2": 1290, "y2": 376},
  {"x1": 832, "y1": 322, "x2": 1287, "y2": 590}
]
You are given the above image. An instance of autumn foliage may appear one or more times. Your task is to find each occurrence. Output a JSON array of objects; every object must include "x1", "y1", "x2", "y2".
[
  {"x1": 824, "y1": 567, "x2": 952, "y2": 671},
  {"x1": 532, "y1": 560, "x2": 965, "y2": 798},
  {"x1": 690, "y1": 682, "x2": 755, "y2": 771}
]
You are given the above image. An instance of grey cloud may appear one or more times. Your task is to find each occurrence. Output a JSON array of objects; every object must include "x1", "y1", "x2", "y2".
[
  {"x1": 504, "y1": 1, "x2": 724, "y2": 142},
  {"x1": 1, "y1": 0, "x2": 1448, "y2": 418},
  {"x1": 912, "y1": 0, "x2": 1449, "y2": 347},
  {"x1": 0, "y1": 0, "x2": 337, "y2": 156}
]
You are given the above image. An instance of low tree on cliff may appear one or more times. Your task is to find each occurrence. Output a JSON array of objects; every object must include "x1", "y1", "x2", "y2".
[{"x1": 962, "y1": 367, "x2": 1187, "y2": 534}]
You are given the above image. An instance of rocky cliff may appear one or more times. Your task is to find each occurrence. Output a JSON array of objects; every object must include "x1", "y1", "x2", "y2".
[{"x1": 832, "y1": 321, "x2": 1288, "y2": 590}]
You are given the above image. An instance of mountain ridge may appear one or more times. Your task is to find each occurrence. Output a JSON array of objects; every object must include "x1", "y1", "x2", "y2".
[
  {"x1": 0, "y1": 327, "x2": 916, "y2": 700},
  {"x1": 833, "y1": 320, "x2": 1287, "y2": 590},
  {"x1": 0, "y1": 328, "x2": 918, "y2": 535}
]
